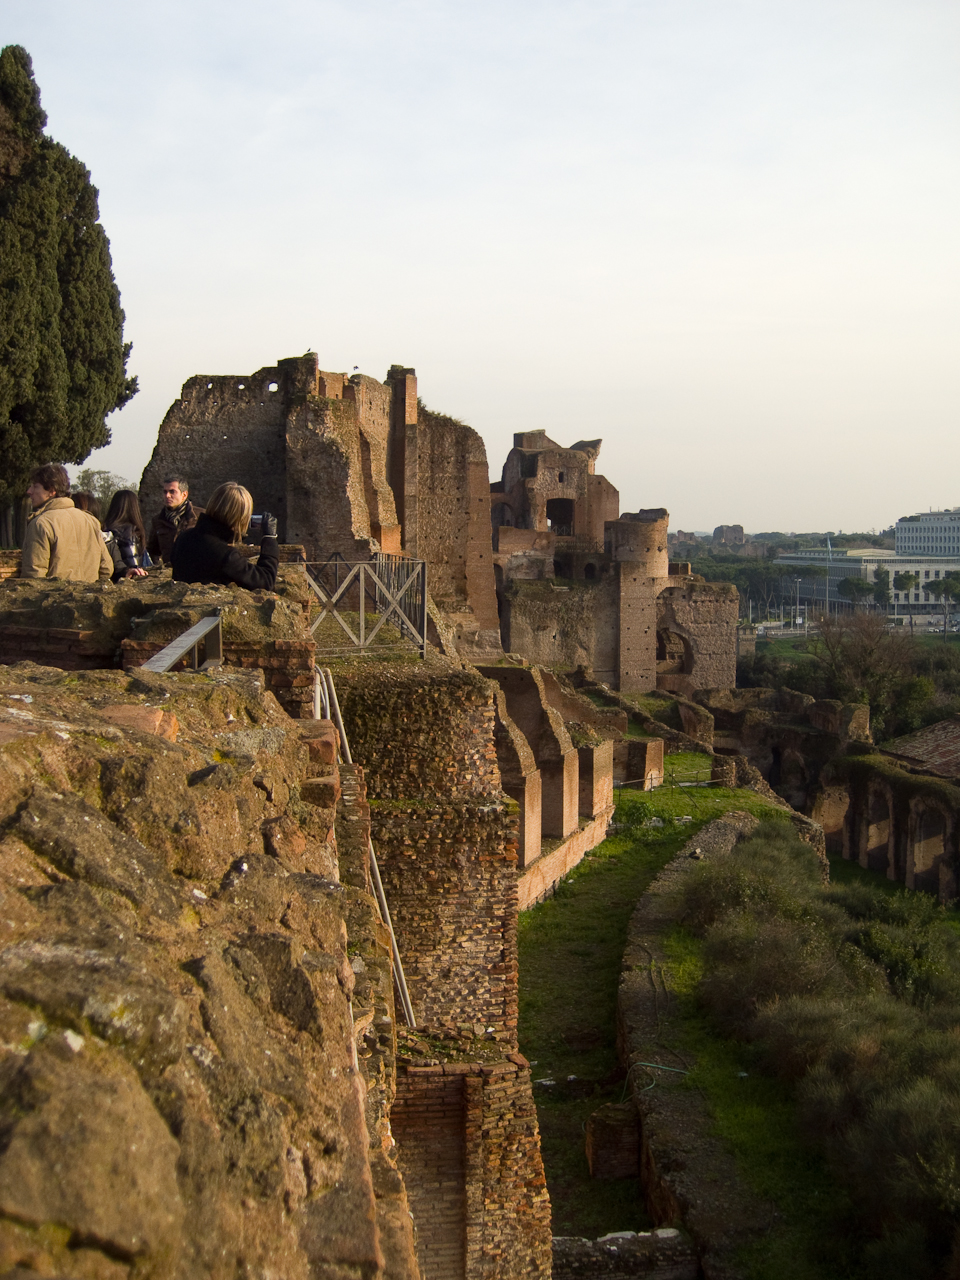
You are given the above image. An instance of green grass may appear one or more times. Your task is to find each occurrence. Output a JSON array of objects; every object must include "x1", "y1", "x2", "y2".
[
  {"x1": 518, "y1": 780, "x2": 789, "y2": 1238},
  {"x1": 757, "y1": 636, "x2": 816, "y2": 661}
]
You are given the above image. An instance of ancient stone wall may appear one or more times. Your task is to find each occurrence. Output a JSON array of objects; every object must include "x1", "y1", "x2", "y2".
[
  {"x1": 552, "y1": 1231, "x2": 697, "y2": 1280},
  {"x1": 501, "y1": 577, "x2": 619, "y2": 682},
  {"x1": 0, "y1": 573, "x2": 318, "y2": 719},
  {"x1": 394, "y1": 1061, "x2": 550, "y2": 1280},
  {"x1": 815, "y1": 752, "x2": 960, "y2": 900},
  {"x1": 603, "y1": 511, "x2": 668, "y2": 695},
  {"x1": 656, "y1": 581, "x2": 739, "y2": 693},
  {"x1": 411, "y1": 406, "x2": 501, "y2": 657},
  {"x1": 140, "y1": 358, "x2": 299, "y2": 525}
]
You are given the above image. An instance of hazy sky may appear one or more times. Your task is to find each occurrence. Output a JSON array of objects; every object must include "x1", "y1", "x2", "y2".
[{"x1": 6, "y1": 0, "x2": 959, "y2": 532}]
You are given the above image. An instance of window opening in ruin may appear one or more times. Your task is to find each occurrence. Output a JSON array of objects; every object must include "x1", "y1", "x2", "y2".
[
  {"x1": 558, "y1": 471, "x2": 565, "y2": 483},
  {"x1": 520, "y1": 454, "x2": 537, "y2": 479},
  {"x1": 268, "y1": 382, "x2": 278, "y2": 392},
  {"x1": 206, "y1": 382, "x2": 213, "y2": 389},
  {"x1": 238, "y1": 383, "x2": 245, "y2": 390},
  {"x1": 584, "y1": 563, "x2": 597, "y2": 579},
  {"x1": 656, "y1": 629, "x2": 691, "y2": 674},
  {"x1": 546, "y1": 498, "x2": 574, "y2": 536}
]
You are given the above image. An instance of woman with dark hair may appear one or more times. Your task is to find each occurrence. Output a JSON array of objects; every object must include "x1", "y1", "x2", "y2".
[
  {"x1": 171, "y1": 483, "x2": 278, "y2": 590},
  {"x1": 103, "y1": 490, "x2": 149, "y2": 581},
  {"x1": 71, "y1": 492, "x2": 101, "y2": 519}
]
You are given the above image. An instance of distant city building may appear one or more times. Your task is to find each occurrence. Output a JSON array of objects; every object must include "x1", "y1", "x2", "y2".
[
  {"x1": 774, "y1": 546, "x2": 960, "y2": 616},
  {"x1": 895, "y1": 509, "x2": 960, "y2": 556}
]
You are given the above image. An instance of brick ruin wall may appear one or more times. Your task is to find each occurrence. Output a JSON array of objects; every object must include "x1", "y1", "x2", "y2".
[
  {"x1": 412, "y1": 407, "x2": 501, "y2": 653},
  {"x1": 142, "y1": 356, "x2": 400, "y2": 562},
  {"x1": 140, "y1": 360, "x2": 294, "y2": 525},
  {"x1": 503, "y1": 577, "x2": 619, "y2": 680},
  {"x1": 331, "y1": 654, "x2": 551, "y2": 1280},
  {"x1": 0, "y1": 575, "x2": 319, "y2": 720},
  {"x1": 285, "y1": 380, "x2": 395, "y2": 562},
  {"x1": 657, "y1": 582, "x2": 739, "y2": 693},
  {"x1": 393, "y1": 1063, "x2": 549, "y2": 1280}
]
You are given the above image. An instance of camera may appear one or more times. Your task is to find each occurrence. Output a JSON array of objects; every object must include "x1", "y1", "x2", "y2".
[{"x1": 249, "y1": 513, "x2": 265, "y2": 533}]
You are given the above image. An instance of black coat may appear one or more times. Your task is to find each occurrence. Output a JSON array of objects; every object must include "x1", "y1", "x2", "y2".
[{"x1": 171, "y1": 513, "x2": 279, "y2": 591}]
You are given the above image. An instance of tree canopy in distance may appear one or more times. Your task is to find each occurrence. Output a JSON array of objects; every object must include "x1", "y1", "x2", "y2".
[{"x1": 0, "y1": 45, "x2": 136, "y2": 508}]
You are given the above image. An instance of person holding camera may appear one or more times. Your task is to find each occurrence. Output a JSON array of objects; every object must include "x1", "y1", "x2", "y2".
[{"x1": 170, "y1": 482, "x2": 278, "y2": 590}]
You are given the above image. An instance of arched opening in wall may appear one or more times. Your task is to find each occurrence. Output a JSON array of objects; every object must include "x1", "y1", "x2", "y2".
[
  {"x1": 546, "y1": 498, "x2": 575, "y2": 536},
  {"x1": 812, "y1": 786, "x2": 850, "y2": 856},
  {"x1": 864, "y1": 788, "x2": 891, "y2": 874},
  {"x1": 768, "y1": 745, "x2": 782, "y2": 789},
  {"x1": 491, "y1": 500, "x2": 514, "y2": 530},
  {"x1": 912, "y1": 806, "x2": 947, "y2": 895},
  {"x1": 553, "y1": 559, "x2": 569, "y2": 579},
  {"x1": 655, "y1": 629, "x2": 692, "y2": 675},
  {"x1": 584, "y1": 562, "x2": 597, "y2": 580}
]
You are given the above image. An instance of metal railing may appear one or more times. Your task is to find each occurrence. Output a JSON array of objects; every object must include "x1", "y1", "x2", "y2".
[
  {"x1": 304, "y1": 552, "x2": 427, "y2": 657},
  {"x1": 140, "y1": 611, "x2": 223, "y2": 673},
  {"x1": 315, "y1": 666, "x2": 416, "y2": 1028}
]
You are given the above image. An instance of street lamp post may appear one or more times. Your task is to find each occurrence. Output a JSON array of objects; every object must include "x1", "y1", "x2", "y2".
[{"x1": 795, "y1": 577, "x2": 802, "y2": 631}]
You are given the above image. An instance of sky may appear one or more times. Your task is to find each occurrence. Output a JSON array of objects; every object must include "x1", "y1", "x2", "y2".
[{"x1": 5, "y1": 0, "x2": 960, "y2": 533}]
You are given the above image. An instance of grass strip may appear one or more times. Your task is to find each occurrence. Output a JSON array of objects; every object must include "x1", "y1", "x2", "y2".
[{"x1": 518, "y1": 767, "x2": 788, "y2": 1238}]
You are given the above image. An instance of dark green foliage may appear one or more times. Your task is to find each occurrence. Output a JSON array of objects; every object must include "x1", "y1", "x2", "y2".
[
  {"x1": 675, "y1": 827, "x2": 960, "y2": 1272},
  {"x1": 836, "y1": 577, "x2": 875, "y2": 608},
  {"x1": 740, "y1": 613, "x2": 960, "y2": 739},
  {"x1": 0, "y1": 46, "x2": 136, "y2": 508}
]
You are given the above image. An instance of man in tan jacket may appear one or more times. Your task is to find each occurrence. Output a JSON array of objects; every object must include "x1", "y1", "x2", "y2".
[{"x1": 21, "y1": 464, "x2": 113, "y2": 582}]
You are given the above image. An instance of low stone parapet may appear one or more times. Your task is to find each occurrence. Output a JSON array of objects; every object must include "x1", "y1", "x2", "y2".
[
  {"x1": 517, "y1": 807, "x2": 614, "y2": 910},
  {"x1": 552, "y1": 1230, "x2": 697, "y2": 1280}
]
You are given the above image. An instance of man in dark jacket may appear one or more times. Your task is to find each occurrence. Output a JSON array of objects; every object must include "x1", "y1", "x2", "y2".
[{"x1": 147, "y1": 475, "x2": 203, "y2": 565}]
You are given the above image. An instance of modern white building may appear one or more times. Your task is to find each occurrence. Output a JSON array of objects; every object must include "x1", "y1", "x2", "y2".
[
  {"x1": 774, "y1": 547, "x2": 960, "y2": 617},
  {"x1": 896, "y1": 509, "x2": 960, "y2": 556}
]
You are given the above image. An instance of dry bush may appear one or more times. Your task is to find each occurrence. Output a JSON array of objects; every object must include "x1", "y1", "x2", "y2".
[
  {"x1": 676, "y1": 820, "x2": 822, "y2": 934},
  {"x1": 699, "y1": 911, "x2": 852, "y2": 1036}
]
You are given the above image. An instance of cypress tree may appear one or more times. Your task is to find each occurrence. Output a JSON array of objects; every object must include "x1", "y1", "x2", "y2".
[{"x1": 0, "y1": 45, "x2": 136, "y2": 509}]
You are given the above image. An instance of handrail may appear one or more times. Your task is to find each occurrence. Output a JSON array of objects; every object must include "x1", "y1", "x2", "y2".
[
  {"x1": 316, "y1": 667, "x2": 417, "y2": 1029},
  {"x1": 140, "y1": 612, "x2": 223, "y2": 674}
]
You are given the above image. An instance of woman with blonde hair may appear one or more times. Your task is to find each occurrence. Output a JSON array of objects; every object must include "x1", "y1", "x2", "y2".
[{"x1": 171, "y1": 482, "x2": 278, "y2": 590}]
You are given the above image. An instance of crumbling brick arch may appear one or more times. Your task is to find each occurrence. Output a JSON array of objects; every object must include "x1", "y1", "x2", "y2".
[
  {"x1": 656, "y1": 629, "x2": 693, "y2": 676},
  {"x1": 907, "y1": 800, "x2": 950, "y2": 895},
  {"x1": 860, "y1": 784, "x2": 894, "y2": 876},
  {"x1": 491, "y1": 498, "x2": 515, "y2": 530}
]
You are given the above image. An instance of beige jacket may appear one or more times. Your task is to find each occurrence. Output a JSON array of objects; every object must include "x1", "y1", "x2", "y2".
[{"x1": 21, "y1": 498, "x2": 113, "y2": 582}]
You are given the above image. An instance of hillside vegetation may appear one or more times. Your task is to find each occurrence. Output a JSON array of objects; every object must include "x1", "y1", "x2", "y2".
[{"x1": 673, "y1": 822, "x2": 960, "y2": 1278}]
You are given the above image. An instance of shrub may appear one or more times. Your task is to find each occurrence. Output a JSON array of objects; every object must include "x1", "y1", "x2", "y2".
[{"x1": 679, "y1": 820, "x2": 960, "y2": 1272}]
